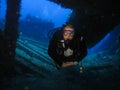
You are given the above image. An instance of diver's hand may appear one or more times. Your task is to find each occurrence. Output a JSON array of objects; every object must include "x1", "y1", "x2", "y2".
[{"x1": 62, "y1": 61, "x2": 78, "y2": 68}]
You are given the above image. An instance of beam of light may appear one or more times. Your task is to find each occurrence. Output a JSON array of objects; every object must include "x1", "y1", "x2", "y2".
[
  {"x1": 88, "y1": 33, "x2": 111, "y2": 54},
  {"x1": 0, "y1": 0, "x2": 6, "y2": 19},
  {"x1": 20, "y1": 0, "x2": 72, "y2": 27}
]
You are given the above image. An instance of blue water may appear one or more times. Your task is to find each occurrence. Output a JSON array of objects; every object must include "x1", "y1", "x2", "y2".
[
  {"x1": 0, "y1": 0, "x2": 72, "y2": 27},
  {"x1": 21, "y1": 0, "x2": 72, "y2": 27},
  {"x1": 0, "y1": 0, "x2": 72, "y2": 41}
]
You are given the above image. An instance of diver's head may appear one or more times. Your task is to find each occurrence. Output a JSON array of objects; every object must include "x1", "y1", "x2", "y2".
[{"x1": 63, "y1": 23, "x2": 75, "y2": 40}]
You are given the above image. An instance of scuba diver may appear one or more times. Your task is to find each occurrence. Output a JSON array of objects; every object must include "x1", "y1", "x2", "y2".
[{"x1": 48, "y1": 23, "x2": 87, "y2": 70}]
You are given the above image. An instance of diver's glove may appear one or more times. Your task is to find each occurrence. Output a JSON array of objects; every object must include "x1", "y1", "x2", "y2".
[{"x1": 61, "y1": 61, "x2": 78, "y2": 68}]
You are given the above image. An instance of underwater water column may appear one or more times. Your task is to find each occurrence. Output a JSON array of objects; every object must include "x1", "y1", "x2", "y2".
[{"x1": 3, "y1": 0, "x2": 21, "y2": 76}]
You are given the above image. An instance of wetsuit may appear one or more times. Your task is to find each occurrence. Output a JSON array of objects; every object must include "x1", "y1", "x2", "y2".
[{"x1": 48, "y1": 29, "x2": 87, "y2": 67}]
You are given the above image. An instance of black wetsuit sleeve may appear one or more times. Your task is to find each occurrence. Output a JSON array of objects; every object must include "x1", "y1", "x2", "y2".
[
  {"x1": 48, "y1": 32, "x2": 62, "y2": 66},
  {"x1": 75, "y1": 37, "x2": 87, "y2": 62}
]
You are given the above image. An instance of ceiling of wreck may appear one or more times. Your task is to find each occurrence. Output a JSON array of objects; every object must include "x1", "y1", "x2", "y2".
[{"x1": 49, "y1": 0, "x2": 120, "y2": 48}]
